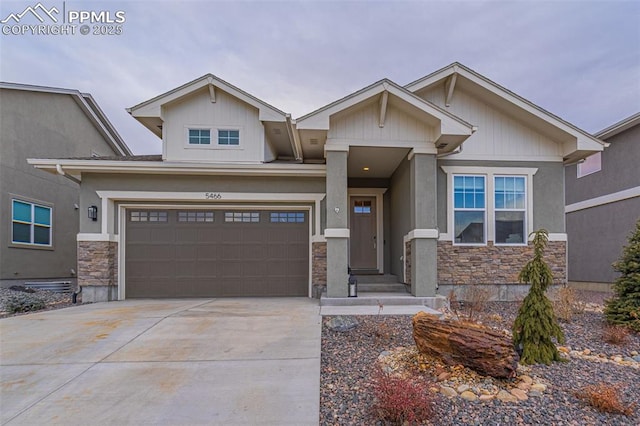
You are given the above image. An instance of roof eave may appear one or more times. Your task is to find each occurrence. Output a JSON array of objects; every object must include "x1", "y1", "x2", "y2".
[{"x1": 594, "y1": 112, "x2": 640, "y2": 140}]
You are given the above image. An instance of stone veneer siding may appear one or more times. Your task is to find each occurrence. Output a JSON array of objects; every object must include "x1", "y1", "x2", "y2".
[
  {"x1": 437, "y1": 241, "x2": 566, "y2": 285},
  {"x1": 78, "y1": 241, "x2": 118, "y2": 287},
  {"x1": 312, "y1": 242, "x2": 327, "y2": 296}
]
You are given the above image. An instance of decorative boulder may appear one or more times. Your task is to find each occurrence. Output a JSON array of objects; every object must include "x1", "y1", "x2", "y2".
[{"x1": 412, "y1": 312, "x2": 519, "y2": 379}]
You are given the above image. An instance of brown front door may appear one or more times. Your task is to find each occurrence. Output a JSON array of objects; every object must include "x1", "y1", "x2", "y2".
[{"x1": 349, "y1": 197, "x2": 377, "y2": 270}]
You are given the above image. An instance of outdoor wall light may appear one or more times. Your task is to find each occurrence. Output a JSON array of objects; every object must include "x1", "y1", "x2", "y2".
[{"x1": 88, "y1": 205, "x2": 98, "y2": 221}]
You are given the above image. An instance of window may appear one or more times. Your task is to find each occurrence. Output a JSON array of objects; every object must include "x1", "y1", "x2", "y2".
[
  {"x1": 494, "y1": 176, "x2": 526, "y2": 244},
  {"x1": 188, "y1": 129, "x2": 211, "y2": 145},
  {"x1": 218, "y1": 129, "x2": 239, "y2": 145},
  {"x1": 12, "y1": 199, "x2": 52, "y2": 246},
  {"x1": 353, "y1": 200, "x2": 372, "y2": 214},
  {"x1": 178, "y1": 211, "x2": 214, "y2": 222},
  {"x1": 453, "y1": 175, "x2": 485, "y2": 244},
  {"x1": 577, "y1": 152, "x2": 601, "y2": 178},
  {"x1": 225, "y1": 212, "x2": 259, "y2": 223},
  {"x1": 130, "y1": 211, "x2": 168, "y2": 222},
  {"x1": 270, "y1": 212, "x2": 305, "y2": 223}
]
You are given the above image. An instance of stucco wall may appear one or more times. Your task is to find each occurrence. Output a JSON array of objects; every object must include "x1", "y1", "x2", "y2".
[
  {"x1": 79, "y1": 173, "x2": 326, "y2": 234},
  {"x1": 0, "y1": 89, "x2": 118, "y2": 282},
  {"x1": 388, "y1": 157, "x2": 411, "y2": 278},
  {"x1": 565, "y1": 124, "x2": 640, "y2": 204},
  {"x1": 567, "y1": 197, "x2": 640, "y2": 283},
  {"x1": 565, "y1": 123, "x2": 640, "y2": 283},
  {"x1": 437, "y1": 159, "x2": 565, "y2": 235}
]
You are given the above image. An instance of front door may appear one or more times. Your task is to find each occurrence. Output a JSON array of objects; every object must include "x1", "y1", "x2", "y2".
[{"x1": 349, "y1": 196, "x2": 377, "y2": 271}]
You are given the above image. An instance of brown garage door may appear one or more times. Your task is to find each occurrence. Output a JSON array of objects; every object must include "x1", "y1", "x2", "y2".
[{"x1": 125, "y1": 209, "x2": 309, "y2": 298}]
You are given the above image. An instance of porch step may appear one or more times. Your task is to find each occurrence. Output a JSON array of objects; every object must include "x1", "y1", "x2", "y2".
[
  {"x1": 357, "y1": 283, "x2": 410, "y2": 293},
  {"x1": 320, "y1": 292, "x2": 448, "y2": 311},
  {"x1": 352, "y1": 274, "x2": 400, "y2": 284}
]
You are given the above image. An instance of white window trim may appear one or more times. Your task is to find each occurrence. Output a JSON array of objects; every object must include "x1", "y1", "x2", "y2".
[
  {"x1": 451, "y1": 174, "x2": 487, "y2": 246},
  {"x1": 493, "y1": 175, "x2": 527, "y2": 246},
  {"x1": 186, "y1": 127, "x2": 212, "y2": 146},
  {"x1": 184, "y1": 126, "x2": 243, "y2": 150},
  {"x1": 112, "y1": 203, "x2": 317, "y2": 300},
  {"x1": 10, "y1": 196, "x2": 53, "y2": 248},
  {"x1": 441, "y1": 166, "x2": 537, "y2": 244}
]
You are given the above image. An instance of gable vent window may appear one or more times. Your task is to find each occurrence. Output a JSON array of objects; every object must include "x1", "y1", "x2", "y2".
[
  {"x1": 178, "y1": 211, "x2": 214, "y2": 222},
  {"x1": 188, "y1": 129, "x2": 211, "y2": 145},
  {"x1": 270, "y1": 212, "x2": 305, "y2": 223},
  {"x1": 225, "y1": 211, "x2": 259, "y2": 223},
  {"x1": 218, "y1": 129, "x2": 239, "y2": 146}
]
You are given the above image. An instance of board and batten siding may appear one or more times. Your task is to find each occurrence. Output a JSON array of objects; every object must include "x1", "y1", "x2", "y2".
[
  {"x1": 328, "y1": 100, "x2": 435, "y2": 145},
  {"x1": 417, "y1": 85, "x2": 563, "y2": 161},
  {"x1": 163, "y1": 88, "x2": 265, "y2": 163}
]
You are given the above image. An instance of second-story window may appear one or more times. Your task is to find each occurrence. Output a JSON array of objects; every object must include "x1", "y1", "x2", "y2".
[
  {"x1": 218, "y1": 129, "x2": 239, "y2": 145},
  {"x1": 188, "y1": 129, "x2": 211, "y2": 145}
]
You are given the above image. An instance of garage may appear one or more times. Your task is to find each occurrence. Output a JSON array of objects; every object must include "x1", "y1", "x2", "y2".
[{"x1": 125, "y1": 209, "x2": 309, "y2": 298}]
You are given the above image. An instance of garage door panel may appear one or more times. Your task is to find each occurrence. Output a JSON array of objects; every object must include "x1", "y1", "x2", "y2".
[{"x1": 126, "y1": 209, "x2": 309, "y2": 298}]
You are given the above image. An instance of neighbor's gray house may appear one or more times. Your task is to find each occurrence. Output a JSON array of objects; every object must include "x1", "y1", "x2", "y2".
[
  {"x1": 29, "y1": 63, "x2": 606, "y2": 303},
  {"x1": 0, "y1": 82, "x2": 132, "y2": 288},
  {"x1": 565, "y1": 112, "x2": 640, "y2": 290}
]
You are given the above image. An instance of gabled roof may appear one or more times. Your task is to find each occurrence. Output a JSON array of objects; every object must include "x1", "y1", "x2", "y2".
[
  {"x1": 405, "y1": 62, "x2": 608, "y2": 162},
  {"x1": 296, "y1": 78, "x2": 475, "y2": 151},
  {"x1": 127, "y1": 74, "x2": 289, "y2": 137},
  {"x1": 595, "y1": 112, "x2": 640, "y2": 140},
  {"x1": 0, "y1": 81, "x2": 132, "y2": 156}
]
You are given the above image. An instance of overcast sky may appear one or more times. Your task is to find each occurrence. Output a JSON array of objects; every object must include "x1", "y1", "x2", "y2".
[{"x1": 1, "y1": 0, "x2": 639, "y2": 154}]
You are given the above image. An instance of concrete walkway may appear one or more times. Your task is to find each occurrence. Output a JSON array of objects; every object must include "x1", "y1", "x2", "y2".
[{"x1": 0, "y1": 298, "x2": 321, "y2": 425}]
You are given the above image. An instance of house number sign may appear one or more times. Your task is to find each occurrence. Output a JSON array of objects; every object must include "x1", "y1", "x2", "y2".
[{"x1": 204, "y1": 192, "x2": 222, "y2": 200}]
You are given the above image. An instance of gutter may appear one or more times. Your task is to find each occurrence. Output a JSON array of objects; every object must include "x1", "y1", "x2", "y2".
[{"x1": 55, "y1": 163, "x2": 81, "y2": 184}]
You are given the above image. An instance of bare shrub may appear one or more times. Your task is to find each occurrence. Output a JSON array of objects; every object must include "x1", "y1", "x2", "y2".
[
  {"x1": 602, "y1": 324, "x2": 630, "y2": 345},
  {"x1": 551, "y1": 286, "x2": 585, "y2": 322},
  {"x1": 370, "y1": 366, "x2": 434, "y2": 425},
  {"x1": 575, "y1": 383, "x2": 636, "y2": 416}
]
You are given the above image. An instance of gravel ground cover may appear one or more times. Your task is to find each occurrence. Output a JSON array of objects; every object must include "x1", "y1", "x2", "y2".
[
  {"x1": 321, "y1": 292, "x2": 640, "y2": 425},
  {"x1": 0, "y1": 286, "x2": 77, "y2": 318}
]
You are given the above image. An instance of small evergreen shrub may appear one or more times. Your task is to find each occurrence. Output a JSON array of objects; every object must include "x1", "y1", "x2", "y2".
[
  {"x1": 512, "y1": 229, "x2": 566, "y2": 365},
  {"x1": 605, "y1": 220, "x2": 640, "y2": 331},
  {"x1": 370, "y1": 367, "x2": 434, "y2": 425},
  {"x1": 4, "y1": 293, "x2": 46, "y2": 314},
  {"x1": 575, "y1": 383, "x2": 636, "y2": 416}
]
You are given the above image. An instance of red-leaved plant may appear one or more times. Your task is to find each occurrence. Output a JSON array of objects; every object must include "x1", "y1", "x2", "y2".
[{"x1": 370, "y1": 366, "x2": 434, "y2": 425}]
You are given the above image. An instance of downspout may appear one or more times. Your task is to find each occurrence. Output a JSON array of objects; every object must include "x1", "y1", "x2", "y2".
[
  {"x1": 437, "y1": 143, "x2": 463, "y2": 159},
  {"x1": 55, "y1": 164, "x2": 81, "y2": 184}
]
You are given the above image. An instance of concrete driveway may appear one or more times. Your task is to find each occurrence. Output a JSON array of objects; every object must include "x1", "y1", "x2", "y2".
[{"x1": 0, "y1": 298, "x2": 321, "y2": 425}]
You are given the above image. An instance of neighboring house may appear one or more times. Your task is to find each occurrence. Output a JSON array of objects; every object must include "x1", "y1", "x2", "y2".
[
  {"x1": 29, "y1": 63, "x2": 606, "y2": 303},
  {"x1": 565, "y1": 112, "x2": 640, "y2": 290},
  {"x1": 0, "y1": 82, "x2": 132, "y2": 288}
]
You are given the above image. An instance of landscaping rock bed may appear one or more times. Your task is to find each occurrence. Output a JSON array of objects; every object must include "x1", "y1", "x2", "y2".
[
  {"x1": 0, "y1": 286, "x2": 77, "y2": 318},
  {"x1": 321, "y1": 293, "x2": 640, "y2": 425}
]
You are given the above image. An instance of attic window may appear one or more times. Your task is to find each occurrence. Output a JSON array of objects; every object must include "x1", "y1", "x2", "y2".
[
  {"x1": 218, "y1": 129, "x2": 239, "y2": 146},
  {"x1": 188, "y1": 129, "x2": 211, "y2": 145},
  {"x1": 577, "y1": 152, "x2": 601, "y2": 178}
]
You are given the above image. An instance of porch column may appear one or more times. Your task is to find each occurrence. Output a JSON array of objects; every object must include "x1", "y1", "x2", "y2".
[
  {"x1": 325, "y1": 147, "x2": 349, "y2": 297},
  {"x1": 409, "y1": 150, "x2": 438, "y2": 296}
]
